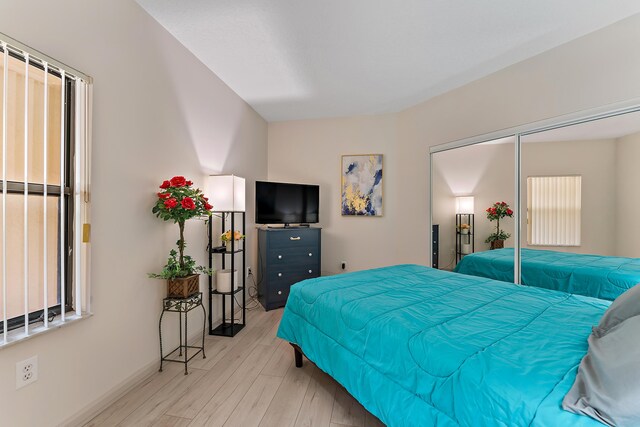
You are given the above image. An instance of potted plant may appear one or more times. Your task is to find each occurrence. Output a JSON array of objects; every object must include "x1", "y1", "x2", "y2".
[
  {"x1": 485, "y1": 201, "x2": 514, "y2": 250},
  {"x1": 458, "y1": 223, "x2": 471, "y2": 235},
  {"x1": 221, "y1": 230, "x2": 245, "y2": 252},
  {"x1": 149, "y1": 176, "x2": 214, "y2": 298}
]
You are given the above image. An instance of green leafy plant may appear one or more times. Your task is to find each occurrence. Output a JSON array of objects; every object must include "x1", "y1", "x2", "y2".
[
  {"x1": 485, "y1": 201, "x2": 514, "y2": 243},
  {"x1": 148, "y1": 249, "x2": 211, "y2": 280},
  {"x1": 149, "y1": 176, "x2": 213, "y2": 279}
]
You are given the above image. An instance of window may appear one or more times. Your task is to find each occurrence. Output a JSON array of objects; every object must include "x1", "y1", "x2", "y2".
[
  {"x1": 0, "y1": 34, "x2": 91, "y2": 346},
  {"x1": 527, "y1": 176, "x2": 581, "y2": 246}
]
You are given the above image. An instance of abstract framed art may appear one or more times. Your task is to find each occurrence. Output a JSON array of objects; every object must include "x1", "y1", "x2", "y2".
[{"x1": 341, "y1": 154, "x2": 383, "y2": 216}]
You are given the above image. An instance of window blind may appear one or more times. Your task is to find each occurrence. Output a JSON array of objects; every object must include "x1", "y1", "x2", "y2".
[
  {"x1": 0, "y1": 33, "x2": 91, "y2": 347},
  {"x1": 527, "y1": 176, "x2": 581, "y2": 246}
]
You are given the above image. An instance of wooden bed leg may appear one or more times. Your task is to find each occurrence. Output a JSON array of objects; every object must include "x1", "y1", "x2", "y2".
[{"x1": 292, "y1": 344, "x2": 303, "y2": 368}]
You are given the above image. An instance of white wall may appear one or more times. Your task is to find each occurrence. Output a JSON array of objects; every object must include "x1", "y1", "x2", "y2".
[
  {"x1": 268, "y1": 14, "x2": 640, "y2": 273},
  {"x1": 521, "y1": 139, "x2": 617, "y2": 255},
  {"x1": 268, "y1": 115, "x2": 399, "y2": 274},
  {"x1": 0, "y1": 1, "x2": 267, "y2": 426}
]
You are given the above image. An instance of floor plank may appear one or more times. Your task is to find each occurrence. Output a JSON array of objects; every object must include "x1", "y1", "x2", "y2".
[
  {"x1": 165, "y1": 311, "x2": 281, "y2": 419},
  {"x1": 90, "y1": 307, "x2": 386, "y2": 427},
  {"x1": 330, "y1": 386, "x2": 366, "y2": 427},
  {"x1": 294, "y1": 366, "x2": 338, "y2": 427},
  {"x1": 261, "y1": 339, "x2": 294, "y2": 377},
  {"x1": 117, "y1": 367, "x2": 207, "y2": 426},
  {"x1": 187, "y1": 343, "x2": 280, "y2": 426},
  {"x1": 259, "y1": 361, "x2": 314, "y2": 427},
  {"x1": 223, "y1": 374, "x2": 283, "y2": 427},
  {"x1": 153, "y1": 415, "x2": 192, "y2": 427}
]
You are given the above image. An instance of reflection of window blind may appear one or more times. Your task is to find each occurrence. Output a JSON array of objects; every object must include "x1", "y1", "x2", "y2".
[{"x1": 527, "y1": 176, "x2": 581, "y2": 246}]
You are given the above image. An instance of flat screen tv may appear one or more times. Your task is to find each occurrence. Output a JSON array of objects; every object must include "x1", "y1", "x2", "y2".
[{"x1": 255, "y1": 181, "x2": 319, "y2": 226}]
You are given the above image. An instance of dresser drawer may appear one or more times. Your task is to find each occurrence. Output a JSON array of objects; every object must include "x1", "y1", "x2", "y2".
[
  {"x1": 267, "y1": 228, "x2": 319, "y2": 249},
  {"x1": 267, "y1": 246, "x2": 319, "y2": 265},
  {"x1": 268, "y1": 267, "x2": 319, "y2": 285}
]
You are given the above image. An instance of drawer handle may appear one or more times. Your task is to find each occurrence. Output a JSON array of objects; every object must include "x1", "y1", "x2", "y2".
[
  {"x1": 308, "y1": 253, "x2": 312, "y2": 257},
  {"x1": 290, "y1": 236, "x2": 301, "y2": 241},
  {"x1": 278, "y1": 290, "x2": 282, "y2": 295},
  {"x1": 278, "y1": 273, "x2": 282, "y2": 277},
  {"x1": 308, "y1": 269, "x2": 313, "y2": 274},
  {"x1": 278, "y1": 255, "x2": 283, "y2": 259}
]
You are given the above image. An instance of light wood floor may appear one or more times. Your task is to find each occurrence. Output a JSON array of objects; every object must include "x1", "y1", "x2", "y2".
[{"x1": 86, "y1": 307, "x2": 386, "y2": 427}]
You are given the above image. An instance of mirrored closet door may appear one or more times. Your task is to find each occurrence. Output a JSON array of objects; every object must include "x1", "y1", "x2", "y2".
[
  {"x1": 431, "y1": 137, "x2": 516, "y2": 280},
  {"x1": 430, "y1": 104, "x2": 640, "y2": 296}
]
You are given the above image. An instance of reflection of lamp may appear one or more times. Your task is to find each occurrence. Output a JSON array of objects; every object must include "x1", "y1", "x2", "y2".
[
  {"x1": 456, "y1": 196, "x2": 474, "y2": 214},
  {"x1": 207, "y1": 175, "x2": 246, "y2": 212}
]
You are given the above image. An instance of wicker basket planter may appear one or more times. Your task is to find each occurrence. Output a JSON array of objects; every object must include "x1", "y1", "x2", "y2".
[
  {"x1": 166, "y1": 274, "x2": 199, "y2": 298},
  {"x1": 490, "y1": 240, "x2": 505, "y2": 250}
]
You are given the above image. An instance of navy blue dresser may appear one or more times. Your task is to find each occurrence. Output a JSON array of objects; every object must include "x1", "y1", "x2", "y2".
[{"x1": 257, "y1": 227, "x2": 321, "y2": 310}]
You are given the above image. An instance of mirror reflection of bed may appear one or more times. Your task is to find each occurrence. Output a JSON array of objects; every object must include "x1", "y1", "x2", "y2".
[{"x1": 432, "y1": 110, "x2": 640, "y2": 301}]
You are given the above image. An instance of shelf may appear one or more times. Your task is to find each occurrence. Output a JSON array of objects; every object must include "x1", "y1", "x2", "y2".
[
  {"x1": 209, "y1": 322, "x2": 245, "y2": 337},
  {"x1": 211, "y1": 249, "x2": 244, "y2": 254},
  {"x1": 211, "y1": 286, "x2": 244, "y2": 296}
]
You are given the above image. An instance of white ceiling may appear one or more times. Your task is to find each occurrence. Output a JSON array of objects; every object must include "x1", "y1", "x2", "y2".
[{"x1": 136, "y1": 1, "x2": 640, "y2": 122}]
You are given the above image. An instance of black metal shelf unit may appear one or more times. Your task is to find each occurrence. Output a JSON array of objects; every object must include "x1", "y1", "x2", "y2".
[
  {"x1": 455, "y1": 213, "x2": 475, "y2": 264},
  {"x1": 208, "y1": 211, "x2": 246, "y2": 337}
]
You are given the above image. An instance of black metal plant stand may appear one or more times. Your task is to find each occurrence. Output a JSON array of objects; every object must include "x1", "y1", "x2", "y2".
[
  {"x1": 455, "y1": 213, "x2": 475, "y2": 265},
  {"x1": 158, "y1": 292, "x2": 206, "y2": 375},
  {"x1": 208, "y1": 211, "x2": 246, "y2": 337}
]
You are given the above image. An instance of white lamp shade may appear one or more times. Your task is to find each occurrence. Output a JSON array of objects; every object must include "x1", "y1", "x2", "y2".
[
  {"x1": 456, "y1": 196, "x2": 474, "y2": 214},
  {"x1": 207, "y1": 175, "x2": 246, "y2": 212}
]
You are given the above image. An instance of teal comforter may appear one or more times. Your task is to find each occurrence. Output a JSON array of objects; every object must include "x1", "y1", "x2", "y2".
[
  {"x1": 454, "y1": 248, "x2": 640, "y2": 300},
  {"x1": 277, "y1": 264, "x2": 608, "y2": 427}
]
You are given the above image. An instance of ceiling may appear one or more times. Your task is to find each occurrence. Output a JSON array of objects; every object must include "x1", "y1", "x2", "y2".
[{"x1": 136, "y1": 1, "x2": 640, "y2": 122}]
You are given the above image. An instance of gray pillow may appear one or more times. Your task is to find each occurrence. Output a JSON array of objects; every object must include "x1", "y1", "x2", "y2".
[
  {"x1": 562, "y1": 284, "x2": 640, "y2": 427},
  {"x1": 593, "y1": 283, "x2": 640, "y2": 338}
]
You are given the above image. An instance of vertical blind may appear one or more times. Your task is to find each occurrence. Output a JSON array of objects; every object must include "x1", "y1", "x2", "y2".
[
  {"x1": 527, "y1": 176, "x2": 582, "y2": 246},
  {"x1": 0, "y1": 33, "x2": 91, "y2": 346}
]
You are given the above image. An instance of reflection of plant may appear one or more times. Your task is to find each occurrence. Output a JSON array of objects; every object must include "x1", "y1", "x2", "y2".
[{"x1": 485, "y1": 201, "x2": 514, "y2": 243}]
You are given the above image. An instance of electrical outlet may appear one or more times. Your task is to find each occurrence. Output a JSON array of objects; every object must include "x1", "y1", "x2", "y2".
[
  {"x1": 247, "y1": 267, "x2": 252, "y2": 277},
  {"x1": 341, "y1": 261, "x2": 346, "y2": 270},
  {"x1": 16, "y1": 356, "x2": 38, "y2": 389}
]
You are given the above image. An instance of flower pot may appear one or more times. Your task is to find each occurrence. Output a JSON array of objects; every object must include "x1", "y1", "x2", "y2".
[
  {"x1": 216, "y1": 269, "x2": 238, "y2": 293},
  {"x1": 225, "y1": 241, "x2": 242, "y2": 252},
  {"x1": 461, "y1": 229, "x2": 469, "y2": 235},
  {"x1": 490, "y1": 240, "x2": 505, "y2": 250},
  {"x1": 166, "y1": 274, "x2": 199, "y2": 298}
]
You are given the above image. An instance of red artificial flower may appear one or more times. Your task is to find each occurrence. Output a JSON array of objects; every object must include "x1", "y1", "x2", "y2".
[
  {"x1": 159, "y1": 180, "x2": 171, "y2": 189},
  {"x1": 157, "y1": 192, "x2": 171, "y2": 199},
  {"x1": 170, "y1": 176, "x2": 187, "y2": 187},
  {"x1": 164, "y1": 198, "x2": 178, "y2": 209},
  {"x1": 501, "y1": 201, "x2": 507, "y2": 206},
  {"x1": 204, "y1": 202, "x2": 213, "y2": 210},
  {"x1": 203, "y1": 196, "x2": 209, "y2": 201},
  {"x1": 186, "y1": 180, "x2": 193, "y2": 186},
  {"x1": 506, "y1": 209, "x2": 514, "y2": 216},
  {"x1": 181, "y1": 197, "x2": 196, "y2": 210}
]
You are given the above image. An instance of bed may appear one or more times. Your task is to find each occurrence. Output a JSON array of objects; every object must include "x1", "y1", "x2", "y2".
[
  {"x1": 277, "y1": 264, "x2": 608, "y2": 427},
  {"x1": 453, "y1": 248, "x2": 640, "y2": 301}
]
